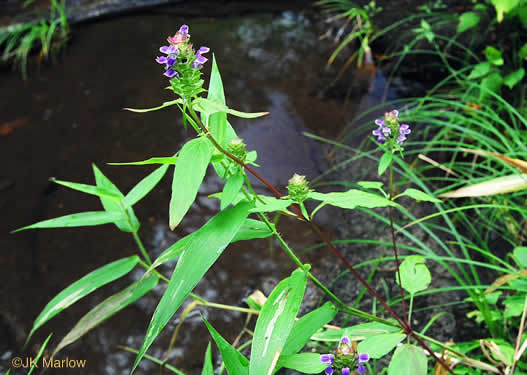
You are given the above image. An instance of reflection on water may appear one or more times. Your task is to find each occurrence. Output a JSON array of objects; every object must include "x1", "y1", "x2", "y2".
[{"x1": 0, "y1": 6, "x2": 390, "y2": 375}]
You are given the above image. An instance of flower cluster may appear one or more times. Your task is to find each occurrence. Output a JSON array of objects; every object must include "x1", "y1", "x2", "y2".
[
  {"x1": 372, "y1": 109, "x2": 411, "y2": 151},
  {"x1": 286, "y1": 174, "x2": 313, "y2": 203},
  {"x1": 155, "y1": 25, "x2": 210, "y2": 98},
  {"x1": 320, "y1": 337, "x2": 370, "y2": 375}
]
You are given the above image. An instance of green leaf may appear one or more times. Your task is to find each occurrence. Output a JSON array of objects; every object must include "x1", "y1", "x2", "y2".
[
  {"x1": 480, "y1": 71, "x2": 503, "y2": 100},
  {"x1": 388, "y1": 344, "x2": 427, "y2": 375},
  {"x1": 203, "y1": 317, "x2": 250, "y2": 375},
  {"x1": 150, "y1": 234, "x2": 193, "y2": 269},
  {"x1": 201, "y1": 342, "x2": 214, "y2": 375},
  {"x1": 491, "y1": 0, "x2": 520, "y2": 22},
  {"x1": 485, "y1": 46, "x2": 504, "y2": 66},
  {"x1": 26, "y1": 256, "x2": 139, "y2": 343},
  {"x1": 169, "y1": 137, "x2": 213, "y2": 229},
  {"x1": 108, "y1": 157, "x2": 177, "y2": 166},
  {"x1": 357, "y1": 181, "x2": 384, "y2": 190},
  {"x1": 397, "y1": 256, "x2": 432, "y2": 295},
  {"x1": 503, "y1": 294, "x2": 526, "y2": 318},
  {"x1": 358, "y1": 332, "x2": 406, "y2": 359},
  {"x1": 193, "y1": 97, "x2": 268, "y2": 119},
  {"x1": 221, "y1": 171, "x2": 245, "y2": 210},
  {"x1": 124, "y1": 99, "x2": 183, "y2": 113},
  {"x1": 51, "y1": 179, "x2": 122, "y2": 201},
  {"x1": 54, "y1": 275, "x2": 158, "y2": 354},
  {"x1": 514, "y1": 246, "x2": 527, "y2": 268},
  {"x1": 395, "y1": 188, "x2": 441, "y2": 203},
  {"x1": 503, "y1": 68, "x2": 525, "y2": 89},
  {"x1": 206, "y1": 55, "x2": 227, "y2": 147},
  {"x1": 28, "y1": 333, "x2": 53, "y2": 375},
  {"x1": 277, "y1": 353, "x2": 327, "y2": 374},
  {"x1": 250, "y1": 196, "x2": 293, "y2": 213},
  {"x1": 519, "y1": 43, "x2": 527, "y2": 60},
  {"x1": 232, "y1": 219, "x2": 274, "y2": 242},
  {"x1": 312, "y1": 321, "x2": 400, "y2": 341},
  {"x1": 467, "y1": 62, "x2": 492, "y2": 79},
  {"x1": 457, "y1": 12, "x2": 480, "y2": 32},
  {"x1": 13, "y1": 211, "x2": 123, "y2": 232},
  {"x1": 250, "y1": 267, "x2": 308, "y2": 375},
  {"x1": 282, "y1": 302, "x2": 338, "y2": 356},
  {"x1": 378, "y1": 152, "x2": 393, "y2": 176},
  {"x1": 93, "y1": 164, "x2": 139, "y2": 233},
  {"x1": 131, "y1": 202, "x2": 252, "y2": 374},
  {"x1": 123, "y1": 164, "x2": 169, "y2": 207},
  {"x1": 309, "y1": 190, "x2": 399, "y2": 211}
]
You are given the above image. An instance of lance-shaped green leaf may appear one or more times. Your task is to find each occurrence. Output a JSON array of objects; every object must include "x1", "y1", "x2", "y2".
[
  {"x1": 277, "y1": 353, "x2": 327, "y2": 374},
  {"x1": 93, "y1": 164, "x2": 139, "y2": 233},
  {"x1": 250, "y1": 267, "x2": 308, "y2": 375},
  {"x1": 232, "y1": 219, "x2": 274, "y2": 242},
  {"x1": 309, "y1": 189, "x2": 398, "y2": 217},
  {"x1": 194, "y1": 97, "x2": 268, "y2": 120},
  {"x1": 123, "y1": 164, "x2": 169, "y2": 207},
  {"x1": 439, "y1": 174, "x2": 527, "y2": 197},
  {"x1": 169, "y1": 137, "x2": 213, "y2": 230},
  {"x1": 378, "y1": 152, "x2": 392, "y2": 176},
  {"x1": 282, "y1": 302, "x2": 338, "y2": 356},
  {"x1": 131, "y1": 202, "x2": 252, "y2": 374},
  {"x1": 396, "y1": 255, "x2": 432, "y2": 295},
  {"x1": 203, "y1": 317, "x2": 250, "y2": 375},
  {"x1": 221, "y1": 171, "x2": 245, "y2": 210},
  {"x1": 53, "y1": 275, "x2": 158, "y2": 355},
  {"x1": 201, "y1": 342, "x2": 214, "y2": 375},
  {"x1": 124, "y1": 98, "x2": 183, "y2": 113},
  {"x1": 358, "y1": 332, "x2": 406, "y2": 359},
  {"x1": 51, "y1": 179, "x2": 122, "y2": 201},
  {"x1": 205, "y1": 55, "x2": 227, "y2": 146},
  {"x1": 388, "y1": 344, "x2": 427, "y2": 375},
  {"x1": 250, "y1": 196, "x2": 293, "y2": 213},
  {"x1": 13, "y1": 211, "x2": 123, "y2": 232},
  {"x1": 312, "y1": 321, "x2": 400, "y2": 342},
  {"x1": 26, "y1": 256, "x2": 140, "y2": 344},
  {"x1": 28, "y1": 334, "x2": 53, "y2": 375},
  {"x1": 394, "y1": 188, "x2": 441, "y2": 203},
  {"x1": 108, "y1": 157, "x2": 177, "y2": 166},
  {"x1": 150, "y1": 233, "x2": 193, "y2": 270}
]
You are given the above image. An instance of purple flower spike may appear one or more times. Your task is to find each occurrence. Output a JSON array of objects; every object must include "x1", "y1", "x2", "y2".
[
  {"x1": 357, "y1": 353, "x2": 370, "y2": 363},
  {"x1": 320, "y1": 354, "x2": 334, "y2": 364},
  {"x1": 325, "y1": 366, "x2": 334, "y2": 375},
  {"x1": 164, "y1": 69, "x2": 178, "y2": 78},
  {"x1": 340, "y1": 336, "x2": 351, "y2": 346},
  {"x1": 197, "y1": 46, "x2": 210, "y2": 55},
  {"x1": 179, "y1": 24, "x2": 189, "y2": 37},
  {"x1": 342, "y1": 367, "x2": 350, "y2": 375},
  {"x1": 156, "y1": 56, "x2": 168, "y2": 64},
  {"x1": 357, "y1": 364, "x2": 366, "y2": 374}
]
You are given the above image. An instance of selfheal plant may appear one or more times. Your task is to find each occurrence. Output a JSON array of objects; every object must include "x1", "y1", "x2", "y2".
[
  {"x1": 320, "y1": 336, "x2": 370, "y2": 374},
  {"x1": 372, "y1": 109, "x2": 411, "y2": 152}
]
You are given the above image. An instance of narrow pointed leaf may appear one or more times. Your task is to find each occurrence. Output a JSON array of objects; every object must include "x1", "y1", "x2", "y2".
[
  {"x1": 460, "y1": 147, "x2": 527, "y2": 173},
  {"x1": 108, "y1": 157, "x2": 177, "y2": 166},
  {"x1": 250, "y1": 267, "x2": 308, "y2": 375},
  {"x1": 124, "y1": 99, "x2": 183, "y2": 112},
  {"x1": 28, "y1": 334, "x2": 53, "y2": 375},
  {"x1": 277, "y1": 353, "x2": 326, "y2": 374},
  {"x1": 358, "y1": 332, "x2": 406, "y2": 359},
  {"x1": 203, "y1": 317, "x2": 250, "y2": 375},
  {"x1": 169, "y1": 137, "x2": 213, "y2": 229},
  {"x1": 439, "y1": 174, "x2": 527, "y2": 197},
  {"x1": 312, "y1": 321, "x2": 400, "y2": 341},
  {"x1": 221, "y1": 171, "x2": 245, "y2": 210},
  {"x1": 193, "y1": 97, "x2": 268, "y2": 119},
  {"x1": 26, "y1": 256, "x2": 139, "y2": 343},
  {"x1": 51, "y1": 179, "x2": 122, "y2": 201},
  {"x1": 54, "y1": 275, "x2": 158, "y2": 355},
  {"x1": 123, "y1": 164, "x2": 169, "y2": 207},
  {"x1": 93, "y1": 164, "x2": 139, "y2": 232},
  {"x1": 309, "y1": 190, "x2": 398, "y2": 210},
  {"x1": 131, "y1": 202, "x2": 252, "y2": 374},
  {"x1": 13, "y1": 211, "x2": 123, "y2": 232},
  {"x1": 388, "y1": 344, "x2": 427, "y2": 375},
  {"x1": 150, "y1": 233, "x2": 193, "y2": 269},
  {"x1": 378, "y1": 152, "x2": 392, "y2": 176},
  {"x1": 201, "y1": 342, "x2": 214, "y2": 375},
  {"x1": 232, "y1": 219, "x2": 273, "y2": 242},
  {"x1": 206, "y1": 55, "x2": 227, "y2": 146},
  {"x1": 395, "y1": 188, "x2": 441, "y2": 203},
  {"x1": 250, "y1": 197, "x2": 293, "y2": 213}
]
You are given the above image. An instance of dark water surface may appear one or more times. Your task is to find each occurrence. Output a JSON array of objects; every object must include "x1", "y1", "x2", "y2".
[{"x1": 1, "y1": 6, "x2": 388, "y2": 374}]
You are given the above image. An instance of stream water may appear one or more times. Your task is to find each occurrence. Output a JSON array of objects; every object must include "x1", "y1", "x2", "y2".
[{"x1": 0, "y1": 4, "x2": 394, "y2": 374}]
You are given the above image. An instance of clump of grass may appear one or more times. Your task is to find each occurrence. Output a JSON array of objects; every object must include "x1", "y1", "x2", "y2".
[{"x1": 0, "y1": 0, "x2": 69, "y2": 78}]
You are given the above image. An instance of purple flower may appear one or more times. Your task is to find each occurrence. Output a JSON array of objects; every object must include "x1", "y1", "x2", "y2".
[
  {"x1": 164, "y1": 69, "x2": 178, "y2": 78},
  {"x1": 192, "y1": 54, "x2": 208, "y2": 69},
  {"x1": 357, "y1": 364, "x2": 366, "y2": 374},
  {"x1": 340, "y1": 336, "x2": 351, "y2": 346},
  {"x1": 399, "y1": 124, "x2": 411, "y2": 135},
  {"x1": 196, "y1": 46, "x2": 210, "y2": 55},
  {"x1": 342, "y1": 368, "x2": 350, "y2": 375},
  {"x1": 179, "y1": 24, "x2": 189, "y2": 37},
  {"x1": 159, "y1": 45, "x2": 177, "y2": 55},
  {"x1": 372, "y1": 128, "x2": 386, "y2": 143},
  {"x1": 355, "y1": 353, "x2": 370, "y2": 374},
  {"x1": 320, "y1": 354, "x2": 334, "y2": 365},
  {"x1": 325, "y1": 366, "x2": 334, "y2": 375}
]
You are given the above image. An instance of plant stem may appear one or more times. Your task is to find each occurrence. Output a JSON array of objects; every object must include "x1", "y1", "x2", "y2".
[
  {"x1": 389, "y1": 160, "x2": 409, "y2": 327},
  {"x1": 132, "y1": 230, "x2": 152, "y2": 267}
]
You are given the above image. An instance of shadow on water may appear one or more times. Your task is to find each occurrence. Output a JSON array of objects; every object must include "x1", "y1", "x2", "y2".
[{"x1": 0, "y1": 5, "x2": 397, "y2": 374}]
